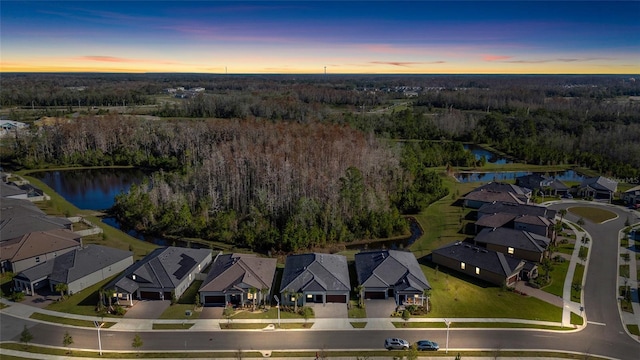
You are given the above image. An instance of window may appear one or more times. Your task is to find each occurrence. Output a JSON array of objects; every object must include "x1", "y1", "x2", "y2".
[
  {"x1": 132, "y1": 275, "x2": 136, "y2": 280},
  {"x1": 306, "y1": 294, "x2": 313, "y2": 299},
  {"x1": 460, "y1": 262, "x2": 465, "y2": 270},
  {"x1": 508, "y1": 247, "x2": 514, "y2": 254},
  {"x1": 475, "y1": 267, "x2": 480, "y2": 275}
]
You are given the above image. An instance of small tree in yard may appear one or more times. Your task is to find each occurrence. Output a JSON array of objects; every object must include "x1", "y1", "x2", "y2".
[
  {"x1": 401, "y1": 309, "x2": 411, "y2": 326},
  {"x1": 20, "y1": 325, "x2": 33, "y2": 349},
  {"x1": 223, "y1": 306, "x2": 234, "y2": 324},
  {"x1": 301, "y1": 306, "x2": 314, "y2": 325},
  {"x1": 55, "y1": 283, "x2": 68, "y2": 299},
  {"x1": 63, "y1": 331, "x2": 74, "y2": 354},
  {"x1": 132, "y1": 333, "x2": 143, "y2": 354}
]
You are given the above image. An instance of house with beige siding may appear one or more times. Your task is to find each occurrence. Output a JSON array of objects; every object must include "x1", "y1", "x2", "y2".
[{"x1": 0, "y1": 229, "x2": 82, "y2": 273}]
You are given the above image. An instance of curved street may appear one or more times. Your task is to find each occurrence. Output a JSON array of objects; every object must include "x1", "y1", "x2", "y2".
[{"x1": 1, "y1": 201, "x2": 639, "y2": 359}]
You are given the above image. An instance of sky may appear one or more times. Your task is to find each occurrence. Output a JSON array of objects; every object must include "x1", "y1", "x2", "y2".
[{"x1": 1, "y1": 1, "x2": 639, "y2": 74}]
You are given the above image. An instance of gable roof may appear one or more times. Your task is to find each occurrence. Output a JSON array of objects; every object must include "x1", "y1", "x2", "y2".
[
  {"x1": 0, "y1": 198, "x2": 46, "y2": 219},
  {"x1": 433, "y1": 242, "x2": 524, "y2": 277},
  {"x1": 105, "y1": 246, "x2": 210, "y2": 293},
  {"x1": 280, "y1": 253, "x2": 349, "y2": 293},
  {"x1": 0, "y1": 181, "x2": 27, "y2": 198},
  {"x1": 475, "y1": 227, "x2": 550, "y2": 253},
  {"x1": 355, "y1": 250, "x2": 430, "y2": 291},
  {"x1": 580, "y1": 176, "x2": 618, "y2": 192},
  {"x1": 478, "y1": 201, "x2": 555, "y2": 220},
  {"x1": 514, "y1": 215, "x2": 552, "y2": 227},
  {"x1": 624, "y1": 185, "x2": 640, "y2": 194},
  {"x1": 515, "y1": 174, "x2": 550, "y2": 190},
  {"x1": 16, "y1": 245, "x2": 132, "y2": 283},
  {"x1": 472, "y1": 182, "x2": 530, "y2": 196},
  {"x1": 199, "y1": 253, "x2": 276, "y2": 293},
  {"x1": 475, "y1": 213, "x2": 517, "y2": 228},
  {"x1": 548, "y1": 179, "x2": 569, "y2": 191},
  {"x1": 0, "y1": 229, "x2": 81, "y2": 262},
  {"x1": 464, "y1": 190, "x2": 525, "y2": 205}
]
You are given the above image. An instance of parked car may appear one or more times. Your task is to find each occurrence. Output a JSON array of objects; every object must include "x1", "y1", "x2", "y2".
[
  {"x1": 384, "y1": 338, "x2": 409, "y2": 350},
  {"x1": 562, "y1": 193, "x2": 573, "y2": 199},
  {"x1": 416, "y1": 339, "x2": 439, "y2": 351}
]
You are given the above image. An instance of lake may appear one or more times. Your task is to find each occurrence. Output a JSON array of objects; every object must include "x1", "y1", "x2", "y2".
[
  {"x1": 463, "y1": 144, "x2": 511, "y2": 165},
  {"x1": 455, "y1": 169, "x2": 586, "y2": 183}
]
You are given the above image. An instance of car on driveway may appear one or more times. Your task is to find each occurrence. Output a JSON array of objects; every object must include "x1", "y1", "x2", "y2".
[
  {"x1": 416, "y1": 339, "x2": 439, "y2": 351},
  {"x1": 385, "y1": 338, "x2": 409, "y2": 350}
]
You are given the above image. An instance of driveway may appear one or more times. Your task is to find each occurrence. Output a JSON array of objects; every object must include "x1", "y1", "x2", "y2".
[
  {"x1": 123, "y1": 300, "x2": 170, "y2": 319},
  {"x1": 199, "y1": 305, "x2": 224, "y2": 319},
  {"x1": 308, "y1": 303, "x2": 347, "y2": 318},
  {"x1": 363, "y1": 298, "x2": 396, "y2": 318}
]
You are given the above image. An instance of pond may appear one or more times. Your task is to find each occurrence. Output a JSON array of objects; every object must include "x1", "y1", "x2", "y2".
[
  {"x1": 455, "y1": 169, "x2": 586, "y2": 183},
  {"x1": 463, "y1": 144, "x2": 511, "y2": 165},
  {"x1": 33, "y1": 168, "x2": 422, "y2": 251}
]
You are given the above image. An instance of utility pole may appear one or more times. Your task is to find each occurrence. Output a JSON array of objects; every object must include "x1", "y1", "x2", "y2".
[
  {"x1": 444, "y1": 318, "x2": 451, "y2": 354},
  {"x1": 274, "y1": 295, "x2": 281, "y2": 327}
]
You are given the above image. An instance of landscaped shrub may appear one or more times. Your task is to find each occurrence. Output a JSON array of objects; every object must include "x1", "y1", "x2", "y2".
[{"x1": 11, "y1": 291, "x2": 24, "y2": 302}]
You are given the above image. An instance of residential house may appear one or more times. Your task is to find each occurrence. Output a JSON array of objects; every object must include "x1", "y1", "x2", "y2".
[
  {"x1": 578, "y1": 176, "x2": 618, "y2": 202},
  {"x1": 463, "y1": 190, "x2": 525, "y2": 209},
  {"x1": 13, "y1": 244, "x2": 133, "y2": 296},
  {"x1": 1, "y1": 181, "x2": 27, "y2": 200},
  {"x1": 516, "y1": 174, "x2": 569, "y2": 197},
  {"x1": 471, "y1": 182, "x2": 531, "y2": 199},
  {"x1": 105, "y1": 247, "x2": 212, "y2": 305},
  {"x1": 279, "y1": 253, "x2": 350, "y2": 305},
  {"x1": 354, "y1": 250, "x2": 430, "y2": 306},
  {"x1": 1, "y1": 198, "x2": 73, "y2": 242},
  {"x1": 199, "y1": 253, "x2": 276, "y2": 307},
  {"x1": 473, "y1": 227, "x2": 550, "y2": 263},
  {"x1": 431, "y1": 242, "x2": 527, "y2": 287},
  {"x1": 475, "y1": 202, "x2": 555, "y2": 238},
  {"x1": 622, "y1": 185, "x2": 640, "y2": 206},
  {"x1": 478, "y1": 201, "x2": 556, "y2": 221},
  {"x1": 0, "y1": 229, "x2": 82, "y2": 273}
]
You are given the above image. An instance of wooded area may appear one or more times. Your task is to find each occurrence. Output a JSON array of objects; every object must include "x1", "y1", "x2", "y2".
[{"x1": 1, "y1": 73, "x2": 638, "y2": 252}]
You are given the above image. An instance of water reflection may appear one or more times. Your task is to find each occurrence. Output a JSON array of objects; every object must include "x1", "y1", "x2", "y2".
[
  {"x1": 455, "y1": 169, "x2": 585, "y2": 183},
  {"x1": 463, "y1": 144, "x2": 511, "y2": 165},
  {"x1": 32, "y1": 168, "x2": 147, "y2": 210}
]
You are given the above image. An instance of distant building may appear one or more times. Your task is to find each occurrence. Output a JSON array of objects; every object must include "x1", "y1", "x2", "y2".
[{"x1": 578, "y1": 176, "x2": 618, "y2": 202}]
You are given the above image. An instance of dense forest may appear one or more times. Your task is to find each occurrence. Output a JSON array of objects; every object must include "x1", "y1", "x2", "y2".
[{"x1": 1, "y1": 73, "x2": 639, "y2": 251}]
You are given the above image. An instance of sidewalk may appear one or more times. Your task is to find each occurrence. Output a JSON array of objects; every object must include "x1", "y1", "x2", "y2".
[{"x1": 619, "y1": 224, "x2": 640, "y2": 338}]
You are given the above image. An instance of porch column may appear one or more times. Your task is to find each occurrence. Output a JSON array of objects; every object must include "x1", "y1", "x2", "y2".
[{"x1": 128, "y1": 294, "x2": 133, "y2": 307}]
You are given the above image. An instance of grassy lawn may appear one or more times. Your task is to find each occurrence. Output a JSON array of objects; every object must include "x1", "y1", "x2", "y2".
[
  {"x1": 348, "y1": 300, "x2": 366, "y2": 318},
  {"x1": 567, "y1": 206, "x2": 617, "y2": 224},
  {"x1": 620, "y1": 265, "x2": 630, "y2": 278},
  {"x1": 541, "y1": 260, "x2": 570, "y2": 297},
  {"x1": 29, "y1": 313, "x2": 115, "y2": 328},
  {"x1": 556, "y1": 242, "x2": 575, "y2": 255},
  {"x1": 158, "y1": 304, "x2": 201, "y2": 320},
  {"x1": 152, "y1": 323, "x2": 194, "y2": 330},
  {"x1": 571, "y1": 312, "x2": 584, "y2": 326},
  {"x1": 571, "y1": 264, "x2": 585, "y2": 302},
  {"x1": 230, "y1": 307, "x2": 305, "y2": 319},
  {"x1": 422, "y1": 263, "x2": 561, "y2": 321},
  {"x1": 392, "y1": 321, "x2": 568, "y2": 330},
  {"x1": 45, "y1": 275, "x2": 122, "y2": 317},
  {"x1": 628, "y1": 324, "x2": 640, "y2": 336},
  {"x1": 350, "y1": 321, "x2": 367, "y2": 328}
]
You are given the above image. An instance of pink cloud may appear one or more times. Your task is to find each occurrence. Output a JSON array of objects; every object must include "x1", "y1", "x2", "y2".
[
  {"x1": 483, "y1": 55, "x2": 513, "y2": 61},
  {"x1": 75, "y1": 56, "x2": 176, "y2": 65},
  {"x1": 369, "y1": 61, "x2": 445, "y2": 67}
]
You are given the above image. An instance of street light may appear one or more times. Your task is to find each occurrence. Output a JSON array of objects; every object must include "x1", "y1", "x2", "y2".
[
  {"x1": 444, "y1": 318, "x2": 451, "y2": 354},
  {"x1": 94, "y1": 319, "x2": 104, "y2": 356},
  {"x1": 274, "y1": 295, "x2": 281, "y2": 327}
]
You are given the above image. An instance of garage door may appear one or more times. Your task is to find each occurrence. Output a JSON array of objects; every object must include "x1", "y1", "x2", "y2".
[
  {"x1": 365, "y1": 291, "x2": 385, "y2": 299},
  {"x1": 139, "y1": 291, "x2": 161, "y2": 300},
  {"x1": 204, "y1": 295, "x2": 226, "y2": 304},
  {"x1": 325, "y1": 295, "x2": 347, "y2": 303}
]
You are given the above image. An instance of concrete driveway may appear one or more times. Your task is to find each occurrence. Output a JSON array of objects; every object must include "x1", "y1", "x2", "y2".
[
  {"x1": 124, "y1": 300, "x2": 170, "y2": 319},
  {"x1": 199, "y1": 306, "x2": 224, "y2": 319},
  {"x1": 308, "y1": 303, "x2": 347, "y2": 318},
  {"x1": 364, "y1": 298, "x2": 396, "y2": 318}
]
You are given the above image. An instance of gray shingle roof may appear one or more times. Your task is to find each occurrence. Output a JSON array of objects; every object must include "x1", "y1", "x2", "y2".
[
  {"x1": 464, "y1": 190, "x2": 524, "y2": 205},
  {"x1": 280, "y1": 253, "x2": 349, "y2": 293},
  {"x1": 475, "y1": 213, "x2": 517, "y2": 228},
  {"x1": 199, "y1": 253, "x2": 276, "y2": 293},
  {"x1": 478, "y1": 201, "x2": 555, "y2": 220},
  {"x1": 432, "y1": 242, "x2": 524, "y2": 277},
  {"x1": 0, "y1": 182, "x2": 27, "y2": 198},
  {"x1": 106, "y1": 247, "x2": 210, "y2": 293},
  {"x1": 475, "y1": 227, "x2": 550, "y2": 253},
  {"x1": 580, "y1": 176, "x2": 617, "y2": 192},
  {"x1": 16, "y1": 244, "x2": 132, "y2": 283},
  {"x1": 355, "y1": 250, "x2": 430, "y2": 291},
  {"x1": 472, "y1": 182, "x2": 530, "y2": 196}
]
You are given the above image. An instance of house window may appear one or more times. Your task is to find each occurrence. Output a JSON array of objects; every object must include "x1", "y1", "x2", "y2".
[
  {"x1": 132, "y1": 275, "x2": 136, "y2": 280},
  {"x1": 306, "y1": 294, "x2": 313, "y2": 299},
  {"x1": 460, "y1": 262, "x2": 465, "y2": 270},
  {"x1": 508, "y1": 247, "x2": 515, "y2": 254},
  {"x1": 35, "y1": 257, "x2": 40, "y2": 263},
  {"x1": 290, "y1": 296, "x2": 295, "y2": 302},
  {"x1": 475, "y1": 267, "x2": 480, "y2": 275},
  {"x1": 247, "y1": 292, "x2": 254, "y2": 300}
]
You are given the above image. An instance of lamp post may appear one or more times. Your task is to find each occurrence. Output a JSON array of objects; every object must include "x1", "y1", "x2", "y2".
[
  {"x1": 274, "y1": 295, "x2": 281, "y2": 327},
  {"x1": 444, "y1": 318, "x2": 451, "y2": 354},
  {"x1": 94, "y1": 319, "x2": 104, "y2": 356}
]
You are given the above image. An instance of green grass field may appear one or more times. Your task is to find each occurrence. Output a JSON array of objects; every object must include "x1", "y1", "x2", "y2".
[{"x1": 567, "y1": 206, "x2": 617, "y2": 224}]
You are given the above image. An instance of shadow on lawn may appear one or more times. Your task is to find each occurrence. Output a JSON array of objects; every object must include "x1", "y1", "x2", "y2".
[{"x1": 419, "y1": 255, "x2": 494, "y2": 289}]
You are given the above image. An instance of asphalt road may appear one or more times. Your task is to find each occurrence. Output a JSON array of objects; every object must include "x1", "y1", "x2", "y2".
[{"x1": 2, "y1": 202, "x2": 639, "y2": 359}]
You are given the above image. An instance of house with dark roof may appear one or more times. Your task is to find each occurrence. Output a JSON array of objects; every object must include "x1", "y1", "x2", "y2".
[
  {"x1": 474, "y1": 227, "x2": 550, "y2": 263},
  {"x1": 622, "y1": 185, "x2": 640, "y2": 206},
  {"x1": 516, "y1": 174, "x2": 569, "y2": 197},
  {"x1": 474, "y1": 211, "x2": 554, "y2": 238},
  {"x1": 1, "y1": 198, "x2": 73, "y2": 242},
  {"x1": 478, "y1": 201, "x2": 556, "y2": 221},
  {"x1": 199, "y1": 253, "x2": 276, "y2": 307},
  {"x1": 104, "y1": 247, "x2": 211, "y2": 305},
  {"x1": 1, "y1": 181, "x2": 27, "y2": 200},
  {"x1": 13, "y1": 244, "x2": 133, "y2": 296},
  {"x1": 354, "y1": 250, "x2": 430, "y2": 306},
  {"x1": 279, "y1": 253, "x2": 350, "y2": 305},
  {"x1": 578, "y1": 176, "x2": 618, "y2": 202},
  {"x1": 463, "y1": 182, "x2": 530, "y2": 209},
  {"x1": 0, "y1": 229, "x2": 82, "y2": 273},
  {"x1": 431, "y1": 242, "x2": 527, "y2": 287}
]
